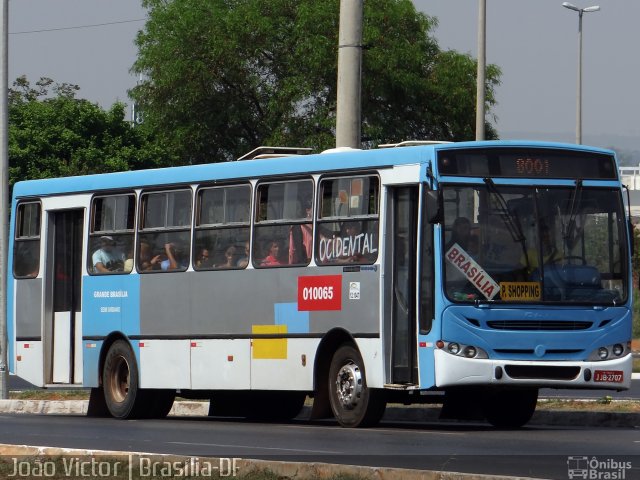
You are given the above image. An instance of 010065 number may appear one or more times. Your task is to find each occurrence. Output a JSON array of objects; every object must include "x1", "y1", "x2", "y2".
[{"x1": 302, "y1": 286, "x2": 334, "y2": 301}]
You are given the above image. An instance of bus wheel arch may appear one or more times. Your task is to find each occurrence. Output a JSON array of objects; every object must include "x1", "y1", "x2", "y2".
[
  {"x1": 102, "y1": 337, "x2": 148, "y2": 419},
  {"x1": 328, "y1": 343, "x2": 386, "y2": 427},
  {"x1": 87, "y1": 332, "x2": 131, "y2": 417},
  {"x1": 313, "y1": 330, "x2": 386, "y2": 427},
  {"x1": 310, "y1": 328, "x2": 354, "y2": 420}
]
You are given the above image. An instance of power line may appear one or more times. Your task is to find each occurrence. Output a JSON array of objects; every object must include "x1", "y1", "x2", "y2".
[{"x1": 10, "y1": 18, "x2": 146, "y2": 35}]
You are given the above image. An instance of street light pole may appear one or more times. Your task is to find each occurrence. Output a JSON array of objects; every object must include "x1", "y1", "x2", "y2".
[
  {"x1": 0, "y1": 0, "x2": 8, "y2": 400},
  {"x1": 475, "y1": 0, "x2": 486, "y2": 141},
  {"x1": 562, "y1": 2, "x2": 600, "y2": 145},
  {"x1": 336, "y1": 0, "x2": 363, "y2": 149}
]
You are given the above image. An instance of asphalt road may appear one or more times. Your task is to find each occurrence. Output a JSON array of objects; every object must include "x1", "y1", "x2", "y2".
[{"x1": 0, "y1": 412, "x2": 637, "y2": 479}]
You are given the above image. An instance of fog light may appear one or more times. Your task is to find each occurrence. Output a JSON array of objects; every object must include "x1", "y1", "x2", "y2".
[
  {"x1": 464, "y1": 346, "x2": 477, "y2": 358},
  {"x1": 598, "y1": 347, "x2": 609, "y2": 360},
  {"x1": 448, "y1": 342, "x2": 460, "y2": 355},
  {"x1": 612, "y1": 344, "x2": 624, "y2": 356}
]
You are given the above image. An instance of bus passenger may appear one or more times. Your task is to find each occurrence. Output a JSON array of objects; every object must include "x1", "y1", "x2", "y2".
[
  {"x1": 92, "y1": 236, "x2": 126, "y2": 273},
  {"x1": 216, "y1": 245, "x2": 236, "y2": 268},
  {"x1": 236, "y1": 241, "x2": 250, "y2": 268},
  {"x1": 261, "y1": 240, "x2": 283, "y2": 266},
  {"x1": 123, "y1": 245, "x2": 134, "y2": 273},
  {"x1": 196, "y1": 247, "x2": 213, "y2": 269},
  {"x1": 289, "y1": 199, "x2": 313, "y2": 265},
  {"x1": 161, "y1": 242, "x2": 188, "y2": 271},
  {"x1": 138, "y1": 239, "x2": 161, "y2": 271},
  {"x1": 446, "y1": 217, "x2": 472, "y2": 251}
]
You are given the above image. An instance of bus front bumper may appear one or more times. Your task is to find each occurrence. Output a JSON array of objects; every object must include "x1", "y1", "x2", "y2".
[{"x1": 434, "y1": 349, "x2": 632, "y2": 390}]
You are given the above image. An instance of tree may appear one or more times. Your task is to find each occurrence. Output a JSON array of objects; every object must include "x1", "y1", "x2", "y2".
[
  {"x1": 9, "y1": 76, "x2": 174, "y2": 189},
  {"x1": 131, "y1": 0, "x2": 501, "y2": 163}
]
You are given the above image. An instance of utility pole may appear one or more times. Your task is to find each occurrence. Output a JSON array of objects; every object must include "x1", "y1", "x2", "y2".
[
  {"x1": 0, "y1": 0, "x2": 9, "y2": 399},
  {"x1": 562, "y1": 3, "x2": 600, "y2": 145},
  {"x1": 335, "y1": 0, "x2": 363, "y2": 149},
  {"x1": 475, "y1": 0, "x2": 486, "y2": 141}
]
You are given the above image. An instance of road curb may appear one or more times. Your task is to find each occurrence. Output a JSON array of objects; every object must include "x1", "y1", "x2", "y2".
[
  {"x1": 0, "y1": 400, "x2": 637, "y2": 427},
  {"x1": 0, "y1": 443, "x2": 540, "y2": 480}
]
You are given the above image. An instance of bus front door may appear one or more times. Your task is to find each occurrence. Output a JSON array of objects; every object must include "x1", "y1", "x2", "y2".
[
  {"x1": 387, "y1": 186, "x2": 419, "y2": 384},
  {"x1": 44, "y1": 209, "x2": 84, "y2": 385}
]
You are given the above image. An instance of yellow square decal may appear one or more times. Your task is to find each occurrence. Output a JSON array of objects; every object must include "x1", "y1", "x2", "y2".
[{"x1": 252, "y1": 324, "x2": 287, "y2": 359}]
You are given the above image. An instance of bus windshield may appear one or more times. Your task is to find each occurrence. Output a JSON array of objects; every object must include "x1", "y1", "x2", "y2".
[{"x1": 442, "y1": 184, "x2": 628, "y2": 304}]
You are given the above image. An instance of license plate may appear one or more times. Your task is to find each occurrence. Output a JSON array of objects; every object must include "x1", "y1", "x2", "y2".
[{"x1": 594, "y1": 370, "x2": 624, "y2": 383}]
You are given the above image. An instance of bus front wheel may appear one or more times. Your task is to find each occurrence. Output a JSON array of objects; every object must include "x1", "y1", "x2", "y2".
[
  {"x1": 102, "y1": 340, "x2": 146, "y2": 419},
  {"x1": 328, "y1": 344, "x2": 386, "y2": 427}
]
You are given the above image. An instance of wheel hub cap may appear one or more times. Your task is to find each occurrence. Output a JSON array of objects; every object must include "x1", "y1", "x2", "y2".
[{"x1": 335, "y1": 362, "x2": 363, "y2": 409}]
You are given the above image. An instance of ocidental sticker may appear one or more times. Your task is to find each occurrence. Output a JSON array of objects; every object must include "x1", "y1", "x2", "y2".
[
  {"x1": 500, "y1": 282, "x2": 541, "y2": 301},
  {"x1": 445, "y1": 244, "x2": 499, "y2": 300}
]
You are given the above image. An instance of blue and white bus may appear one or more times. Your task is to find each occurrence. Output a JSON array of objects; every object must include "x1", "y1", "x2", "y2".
[{"x1": 8, "y1": 140, "x2": 633, "y2": 427}]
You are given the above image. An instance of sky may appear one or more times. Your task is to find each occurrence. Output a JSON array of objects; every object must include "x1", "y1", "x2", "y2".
[{"x1": 8, "y1": 0, "x2": 640, "y2": 150}]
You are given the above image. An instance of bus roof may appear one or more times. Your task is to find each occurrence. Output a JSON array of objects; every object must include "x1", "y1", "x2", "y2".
[{"x1": 12, "y1": 140, "x2": 616, "y2": 199}]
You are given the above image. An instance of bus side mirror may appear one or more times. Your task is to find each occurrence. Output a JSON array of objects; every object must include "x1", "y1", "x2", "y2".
[
  {"x1": 629, "y1": 220, "x2": 635, "y2": 257},
  {"x1": 425, "y1": 190, "x2": 443, "y2": 224}
]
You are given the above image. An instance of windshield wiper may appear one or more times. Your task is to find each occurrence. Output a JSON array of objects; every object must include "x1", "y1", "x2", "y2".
[
  {"x1": 483, "y1": 178, "x2": 528, "y2": 266},
  {"x1": 562, "y1": 179, "x2": 583, "y2": 252}
]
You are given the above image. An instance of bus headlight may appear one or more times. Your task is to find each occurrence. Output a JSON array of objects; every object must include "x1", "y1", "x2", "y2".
[
  {"x1": 438, "y1": 340, "x2": 488, "y2": 359},
  {"x1": 463, "y1": 346, "x2": 477, "y2": 358},
  {"x1": 588, "y1": 343, "x2": 630, "y2": 361}
]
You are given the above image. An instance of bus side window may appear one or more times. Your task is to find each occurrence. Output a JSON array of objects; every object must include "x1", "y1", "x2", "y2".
[
  {"x1": 253, "y1": 179, "x2": 314, "y2": 268},
  {"x1": 138, "y1": 189, "x2": 192, "y2": 273},
  {"x1": 13, "y1": 202, "x2": 41, "y2": 278},
  {"x1": 88, "y1": 195, "x2": 135, "y2": 275},
  {"x1": 194, "y1": 184, "x2": 251, "y2": 271},
  {"x1": 315, "y1": 175, "x2": 380, "y2": 266}
]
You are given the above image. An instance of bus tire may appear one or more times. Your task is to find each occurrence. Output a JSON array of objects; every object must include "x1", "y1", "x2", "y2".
[
  {"x1": 328, "y1": 344, "x2": 386, "y2": 428},
  {"x1": 482, "y1": 388, "x2": 538, "y2": 428},
  {"x1": 102, "y1": 340, "x2": 146, "y2": 419}
]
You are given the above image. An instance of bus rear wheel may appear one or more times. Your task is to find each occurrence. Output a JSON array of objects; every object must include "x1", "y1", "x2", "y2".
[
  {"x1": 482, "y1": 388, "x2": 538, "y2": 428},
  {"x1": 328, "y1": 344, "x2": 386, "y2": 428},
  {"x1": 102, "y1": 340, "x2": 146, "y2": 419}
]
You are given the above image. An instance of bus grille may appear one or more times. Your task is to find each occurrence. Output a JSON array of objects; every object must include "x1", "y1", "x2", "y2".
[
  {"x1": 494, "y1": 349, "x2": 582, "y2": 355},
  {"x1": 487, "y1": 320, "x2": 592, "y2": 331},
  {"x1": 505, "y1": 365, "x2": 581, "y2": 380}
]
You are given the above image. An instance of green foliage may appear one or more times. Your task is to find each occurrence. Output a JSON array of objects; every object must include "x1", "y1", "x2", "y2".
[
  {"x1": 8, "y1": 76, "x2": 175, "y2": 189},
  {"x1": 132, "y1": 0, "x2": 501, "y2": 163}
]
